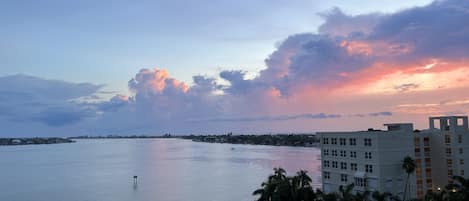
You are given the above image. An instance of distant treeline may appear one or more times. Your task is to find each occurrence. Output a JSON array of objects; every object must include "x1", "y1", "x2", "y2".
[
  {"x1": 0, "y1": 137, "x2": 74, "y2": 146},
  {"x1": 69, "y1": 133, "x2": 320, "y2": 147},
  {"x1": 70, "y1": 134, "x2": 174, "y2": 139},
  {"x1": 181, "y1": 133, "x2": 320, "y2": 147}
]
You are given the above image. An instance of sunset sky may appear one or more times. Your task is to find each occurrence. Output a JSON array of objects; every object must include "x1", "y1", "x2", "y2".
[{"x1": 2, "y1": 0, "x2": 469, "y2": 136}]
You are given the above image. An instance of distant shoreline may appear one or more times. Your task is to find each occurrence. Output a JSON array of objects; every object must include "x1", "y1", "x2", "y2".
[
  {"x1": 69, "y1": 134, "x2": 320, "y2": 147},
  {"x1": 180, "y1": 134, "x2": 320, "y2": 147},
  {"x1": 0, "y1": 138, "x2": 74, "y2": 146}
]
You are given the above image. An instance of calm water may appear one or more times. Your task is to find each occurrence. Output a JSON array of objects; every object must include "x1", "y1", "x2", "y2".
[{"x1": 0, "y1": 139, "x2": 321, "y2": 201}]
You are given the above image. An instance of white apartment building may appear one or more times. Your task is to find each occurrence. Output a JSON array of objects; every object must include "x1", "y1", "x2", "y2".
[{"x1": 319, "y1": 116, "x2": 469, "y2": 199}]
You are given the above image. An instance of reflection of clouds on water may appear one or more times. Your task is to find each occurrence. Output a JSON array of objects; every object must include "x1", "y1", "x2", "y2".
[
  {"x1": 159, "y1": 142, "x2": 323, "y2": 188},
  {"x1": 0, "y1": 139, "x2": 322, "y2": 201}
]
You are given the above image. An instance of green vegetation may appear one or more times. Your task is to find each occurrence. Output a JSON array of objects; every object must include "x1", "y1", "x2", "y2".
[
  {"x1": 402, "y1": 156, "x2": 416, "y2": 201},
  {"x1": 183, "y1": 133, "x2": 319, "y2": 147},
  {"x1": 253, "y1": 168, "x2": 469, "y2": 201},
  {"x1": 0, "y1": 137, "x2": 74, "y2": 146}
]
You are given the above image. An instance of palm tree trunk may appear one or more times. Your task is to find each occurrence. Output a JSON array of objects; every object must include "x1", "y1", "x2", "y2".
[{"x1": 403, "y1": 173, "x2": 410, "y2": 201}]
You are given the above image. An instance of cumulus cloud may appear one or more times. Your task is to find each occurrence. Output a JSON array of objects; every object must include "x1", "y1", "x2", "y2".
[
  {"x1": 318, "y1": 7, "x2": 383, "y2": 37},
  {"x1": 4, "y1": 0, "x2": 469, "y2": 136}
]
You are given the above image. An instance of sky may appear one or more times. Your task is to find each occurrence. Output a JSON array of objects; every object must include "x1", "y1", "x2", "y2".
[{"x1": 2, "y1": 0, "x2": 469, "y2": 136}]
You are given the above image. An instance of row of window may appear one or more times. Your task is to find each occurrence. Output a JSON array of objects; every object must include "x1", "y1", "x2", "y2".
[
  {"x1": 444, "y1": 135, "x2": 463, "y2": 144},
  {"x1": 414, "y1": 137, "x2": 430, "y2": 147},
  {"x1": 322, "y1": 137, "x2": 371, "y2": 146},
  {"x1": 324, "y1": 149, "x2": 370, "y2": 159},
  {"x1": 324, "y1": 172, "x2": 350, "y2": 183},
  {"x1": 323, "y1": 173, "x2": 372, "y2": 185},
  {"x1": 323, "y1": 161, "x2": 370, "y2": 172}
]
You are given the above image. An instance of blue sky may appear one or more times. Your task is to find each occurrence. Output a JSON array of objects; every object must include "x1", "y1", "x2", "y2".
[
  {"x1": 6, "y1": 0, "x2": 469, "y2": 136},
  {"x1": 1, "y1": 0, "x2": 432, "y2": 93}
]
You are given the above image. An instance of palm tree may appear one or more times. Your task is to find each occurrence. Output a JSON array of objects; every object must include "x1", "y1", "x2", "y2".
[
  {"x1": 354, "y1": 190, "x2": 370, "y2": 201},
  {"x1": 402, "y1": 156, "x2": 416, "y2": 201},
  {"x1": 372, "y1": 191, "x2": 391, "y2": 201},
  {"x1": 338, "y1": 184, "x2": 356, "y2": 201},
  {"x1": 296, "y1": 170, "x2": 312, "y2": 188},
  {"x1": 273, "y1": 167, "x2": 287, "y2": 180},
  {"x1": 424, "y1": 190, "x2": 446, "y2": 201},
  {"x1": 445, "y1": 176, "x2": 469, "y2": 200},
  {"x1": 316, "y1": 189, "x2": 339, "y2": 201},
  {"x1": 253, "y1": 179, "x2": 277, "y2": 201},
  {"x1": 292, "y1": 170, "x2": 316, "y2": 201},
  {"x1": 253, "y1": 168, "x2": 318, "y2": 201},
  {"x1": 253, "y1": 168, "x2": 287, "y2": 201}
]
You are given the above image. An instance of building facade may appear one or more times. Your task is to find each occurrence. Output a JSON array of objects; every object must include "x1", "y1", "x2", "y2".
[{"x1": 319, "y1": 116, "x2": 469, "y2": 199}]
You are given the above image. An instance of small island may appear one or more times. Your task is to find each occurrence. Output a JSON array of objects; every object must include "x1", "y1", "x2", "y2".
[{"x1": 0, "y1": 138, "x2": 74, "y2": 146}]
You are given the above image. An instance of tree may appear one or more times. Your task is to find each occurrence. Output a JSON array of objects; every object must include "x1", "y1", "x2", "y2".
[
  {"x1": 443, "y1": 176, "x2": 469, "y2": 201},
  {"x1": 293, "y1": 170, "x2": 316, "y2": 201},
  {"x1": 402, "y1": 156, "x2": 416, "y2": 201},
  {"x1": 354, "y1": 190, "x2": 370, "y2": 201},
  {"x1": 424, "y1": 190, "x2": 446, "y2": 201},
  {"x1": 372, "y1": 191, "x2": 391, "y2": 201},
  {"x1": 253, "y1": 168, "x2": 318, "y2": 201},
  {"x1": 253, "y1": 168, "x2": 287, "y2": 201},
  {"x1": 338, "y1": 184, "x2": 356, "y2": 201}
]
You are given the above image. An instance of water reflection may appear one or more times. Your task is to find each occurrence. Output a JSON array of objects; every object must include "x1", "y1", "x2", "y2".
[{"x1": 0, "y1": 139, "x2": 321, "y2": 201}]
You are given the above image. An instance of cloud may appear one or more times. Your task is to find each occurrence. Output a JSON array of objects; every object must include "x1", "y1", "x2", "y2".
[
  {"x1": 0, "y1": 74, "x2": 102, "y2": 127},
  {"x1": 4, "y1": 0, "x2": 469, "y2": 136},
  {"x1": 189, "y1": 113, "x2": 342, "y2": 123},
  {"x1": 318, "y1": 7, "x2": 383, "y2": 37},
  {"x1": 394, "y1": 83, "x2": 420, "y2": 92}
]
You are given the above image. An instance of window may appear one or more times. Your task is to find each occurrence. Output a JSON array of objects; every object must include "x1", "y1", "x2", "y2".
[
  {"x1": 340, "y1": 150, "x2": 347, "y2": 157},
  {"x1": 341, "y1": 174, "x2": 348, "y2": 182},
  {"x1": 331, "y1": 138, "x2": 337, "y2": 145},
  {"x1": 460, "y1": 159, "x2": 464, "y2": 165},
  {"x1": 426, "y1": 168, "x2": 432, "y2": 178},
  {"x1": 341, "y1": 162, "x2": 347, "y2": 170},
  {"x1": 365, "y1": 164, "x2": 373, "y2": 173},
  {"x1": 447, "y1": 159, "x2": 453, "y2": 168},
  {"x1": 332, "y1": 161, "x2": 338, "y2": 168},
  {"x1": 349, "y1": 138, "x2": 356, "y2": 146},
  {"x1": 445, "y1": 135, "x2": 451, "y2": 144},
  {"x1": 332, "y1": 150, "x2": 338, "y2": 156},
  {"x1": 414, "y1": 138, "x2": 420, "y2": 147},
  {"x1": 426, "y1": 179, "x2": 433, "y2": 188},
  {"x1": 458, "y1": 135, "x2": 462, "y2": 143},
  {"x1": 460, "y1": 148, "x2": 464, "y2": 154},
  {"x1": 446, "y1": 148, "x2": 452, "y2": 156},
  {"x1": 424, "y1": 148, "x2": 430, "y2": 157},
  {"x1": 424, "y1": 137, "x2": 430, "y2": 147},
  {"x1": 323, "y1": 138, "x2": 329, "y2": 144},
  {"x1": 350, "y1": 163, "x2": 357, "y2": 171},
  {"x1": 364, "y1": 138, "x2": 372, "y2": 146},
  {"x1": 461, "y1": 170, "x2": 465, "y2": 176},
  {"x1": 350, "y1": 151, "x2": 357, "y2": 158},
  {"x1": 324, "y1": 149, "x2": 329, "y2": 156},
  {"x1": 415, "y1": 148, "x2": 421, "y2": 157},
  {"x1": 340, "y1": 138, "x2": 346, "y2": 145},
  {"x1": 425, "y1": 158, "x2": 432, "y2": 167},
  {"x1": 354, "y1": 177, "x2": 367, "y2": 187},
  {"x1": 324, "y1": 171, "x2": 330, "y2": 179},
  {"x1": 324, "y1": 161, "x2": 330, "y2": 168},
  {"x1": 365, "y1": 152, "x2": 372, "y2": 159}
]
